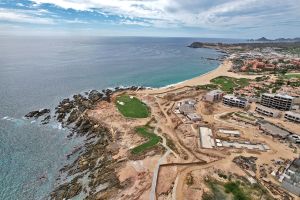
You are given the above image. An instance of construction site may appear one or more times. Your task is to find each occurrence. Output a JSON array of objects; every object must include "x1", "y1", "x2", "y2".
[{"x1": 82, "y1": 81, "x2": 300, "y2": 200}]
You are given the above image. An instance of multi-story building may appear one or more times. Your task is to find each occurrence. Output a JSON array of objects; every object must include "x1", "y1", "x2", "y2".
[
  {"x1": 261, "y1": 93, "x2": 294, "y2": 111},
  {"x1": 284, "y1": 111, "x2": 300, "y2": 123},
  {"x1": 222, "y1": 95, "x2": 248, "y2": 108},
  {"x1": 204, "y1": 90, "x2": 224, "y2": 102},
  {"x1": 281, "y1": 158, "x2": 300, "y2": 197},
  {"x1": 255, "y1": 105, "x2": 281, "y2": 118}
]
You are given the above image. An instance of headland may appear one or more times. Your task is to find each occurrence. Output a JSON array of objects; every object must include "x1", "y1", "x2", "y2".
[{"x1": 25, "y1": 40, "x2": 300, "y2": 200}]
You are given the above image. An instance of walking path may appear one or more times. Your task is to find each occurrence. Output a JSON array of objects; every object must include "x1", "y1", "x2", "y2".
[{"x1": 149, "y1": 123, "x2": 172, "y2": 200}]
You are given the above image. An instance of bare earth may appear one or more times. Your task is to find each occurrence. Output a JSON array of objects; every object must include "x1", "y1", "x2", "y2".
[{"x1": 87, "y1": 59, "x2": 300, "y2": 200}]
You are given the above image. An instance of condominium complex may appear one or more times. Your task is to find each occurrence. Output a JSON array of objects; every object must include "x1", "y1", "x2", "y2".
[
  {"x1": 261, "y1": 93, "x2": 294, "y2": 111},
  {"x1": 222, "y1": 95, "x2": 248, "y2": 108},
  {"x1": 204, "y1": 90, "x2": 224, "y2": 102},
  {"x1": 284, "y1": 111, "x2": 300, "y2": 123},
  {"x1": 255, "y1": 105, "x2": 281, "y2": 118}
]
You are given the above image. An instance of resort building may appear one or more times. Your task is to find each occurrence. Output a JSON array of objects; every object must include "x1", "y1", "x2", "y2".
[
  {"x1": 178, "y1": 99, "x2": 196, "y2": 115},
  {"x1": 222, "y1": 95, "x2": 248, "y2": 108},
  {"x1": 204, "y1": 90, "x2": 224, "y2": 102},
  {"x1": 281, "y1": 158, "x2": 300, "y2": 197},
  {"x1": 261, "y1": 93, "x2": 294, "y2": 111},
  {"x1": 284, "y1": 111, "x2": 300, "y2": 123},
  {"x1": 221, "y1": 141, "x2": 269, "y2": 151},
  {"x1": 218, "y1": 129, "x2": 240, "y2": 137},
  {"x1": 187, "y1": 113, "x2": 201, "y2": 122},
  {"x1": 255, "y1": 105, "x2": 281, "y2": 118},
  {"x1": 176, "y1": 99, "x2": 201, "y2": 122},
  {"x1": 199, "y1": 127, "x2": 215, "y2": 149},
  {"x1": 257, "y1": 120, "x2": 290, "y2": 139}
]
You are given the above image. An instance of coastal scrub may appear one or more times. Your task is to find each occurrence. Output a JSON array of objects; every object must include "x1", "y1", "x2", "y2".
[{"x1": 116, "y1": 95, "x2": 150, "y2": 118}]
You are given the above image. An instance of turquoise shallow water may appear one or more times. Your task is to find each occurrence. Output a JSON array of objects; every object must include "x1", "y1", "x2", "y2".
[{"x1": 0, "y1": 36, "x2": 227, "y2": 199}]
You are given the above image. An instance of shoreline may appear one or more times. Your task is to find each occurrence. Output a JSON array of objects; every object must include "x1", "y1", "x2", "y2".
[
  {"x1": 147, "y1": 58, "x2": 260, "y2": 94},
  {"x1": 23, "y1": 57, "x2": 292, "y2": 199}
]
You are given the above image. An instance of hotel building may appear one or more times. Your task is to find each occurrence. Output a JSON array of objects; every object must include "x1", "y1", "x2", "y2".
[{"x1": 261, "y1": 93, "x2": 294, "y2": 111}]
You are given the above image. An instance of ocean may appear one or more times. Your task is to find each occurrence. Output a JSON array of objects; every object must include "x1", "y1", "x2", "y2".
[{"x1": 0, "y1": 36, "x2": 228, "y2": 199}]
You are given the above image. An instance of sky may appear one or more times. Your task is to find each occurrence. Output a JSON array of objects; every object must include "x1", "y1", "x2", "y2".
[{"x1": 0, "y1": 0, "x2": 300, "y2": 38}]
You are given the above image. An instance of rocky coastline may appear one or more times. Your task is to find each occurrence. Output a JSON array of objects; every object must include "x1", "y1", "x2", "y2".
[
  {"x1": 188, "y1": 41, "x2": 300, "y2": 51},
  {"x1": 25, "y1": 86, "x2": 146, "y2": 199}
]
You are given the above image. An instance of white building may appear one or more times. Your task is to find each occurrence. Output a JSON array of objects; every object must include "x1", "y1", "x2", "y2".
[
  {"x1": 199, "y1": 127, "x2": 215, "y2": 149},
  {"x1": 223, "y1": 94, "x2": 248, "y2": 108},
  {"x1": 284, "y1": 111, "x2": 300, "y2": 123},
  {"x1": 204, "y1": 90, "x2": 224, "y2": 102},
  {"x1": 261, "y1": 93, "x2": 294, "y2": 111},
  {"x1": 255, "y1": 105, "x2": 281, "y2": 118},
  {"x1": 218, "y1": 129, "x2": 240, "y2": 137},
  {"x1": 187, "y1": 113, "x2": 201, "y2": 122}
]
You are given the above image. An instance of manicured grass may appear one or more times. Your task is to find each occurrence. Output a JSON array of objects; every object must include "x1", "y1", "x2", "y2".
[
  {"x1": 210, "y1": 76, "x2": 249, "y2": 93},
  {"x1": 116, "y1": 95, "x2": 150, "y2": 118},
  {"x1": 131, "y1": 126, "x2": 161, "y2": 154}
]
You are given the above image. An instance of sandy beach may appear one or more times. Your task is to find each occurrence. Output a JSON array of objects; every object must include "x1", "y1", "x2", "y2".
[{"x1": 144, "y1": 59, "x2": 259, "y2": 94}]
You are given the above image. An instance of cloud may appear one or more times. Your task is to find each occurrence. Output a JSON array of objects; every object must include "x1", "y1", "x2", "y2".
[
  {"x1": 1, "y1": 0, "x2": 300, "y2": 37},
  {"x1": 0, "y1": 7, "x2": 91, "y2": 25},
  {"x1": 0, "y1": 8, "x2": 55, "y2": 24},
  {"x1": 28, "y1": 0, "x2": 300, "y2": 29}
]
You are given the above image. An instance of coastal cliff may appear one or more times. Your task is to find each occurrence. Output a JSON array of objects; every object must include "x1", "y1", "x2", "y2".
[{"x1": 24, "y1": 86, "x2": 160, "y2": 199}]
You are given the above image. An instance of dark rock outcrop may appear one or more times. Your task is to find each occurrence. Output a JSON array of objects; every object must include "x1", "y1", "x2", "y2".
[
  {"x1": 41, "y1": 115, "x2": 51, "y2": 124},
  {"x1": 25, "y1": 108, "x2": 50, "y2": 119},
  {"x1": 25, "y1": 86, "x2": 148, "y2": 199}
]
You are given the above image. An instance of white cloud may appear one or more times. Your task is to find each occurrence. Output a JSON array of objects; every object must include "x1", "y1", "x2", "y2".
[
  {"x1": 0, "y1": 8, "x2": 55, "y2": 24},
  {"x1": 0, "y1": 8, "x2": 90, "y2": 25},
  {"x1": 29, "y1": 0, "x2": 300, "y2": 29},
  {"x1": 16, "y1": 3, "x2": 25, "y2": 7}
]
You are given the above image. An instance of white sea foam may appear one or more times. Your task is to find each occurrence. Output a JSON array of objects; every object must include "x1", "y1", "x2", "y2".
[
  {"x1": 2, "y1": 116, "x2": 14, "y2": 121},
  {"x1": 51, "y1": 123, "x2": 64, "y2": 130},
  {"x1": 158, "y1": 80, "x2": 186, "y2": 89}
]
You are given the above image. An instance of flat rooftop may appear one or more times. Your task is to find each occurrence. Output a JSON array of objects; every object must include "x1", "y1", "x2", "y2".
[
  {"x1": 223, "y1": 94, "x2": 247, "y2": 102},
  {"x1": 285, "y1": 111, "x2": 300, "y2": 118},
  {"x1": 219, "y1": 129, "x2": 240, "y2": 136},
  {"x1": 187, "y1": 113, "x2": 201, "y2": 120},
  {"x1": 200, "y1": 127, "x2": 215, "y2": 149},
  {"x1": 262, "y1": 93, "x2": 294, "y2": 99},
  {"x1": 258, "y1": 121, "x2": 290, "y2": 138},
  {"x1": 256, "y1": 105, "x2": 280, "y2": 113},
  {"x1": 207, "y1": 90, "x2": 223, "y2": 95},
  {"x1": 221, "y1": 141, "x2": 269, "y2": 151}
]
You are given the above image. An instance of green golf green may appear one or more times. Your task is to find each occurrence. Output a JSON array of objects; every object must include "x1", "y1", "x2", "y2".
[
  {"x1": 131, "y1": 126, "x2": 161, "y2": 154},
  {"x1": 116, "y1": 95, "x2": 150, "y2": 118}
]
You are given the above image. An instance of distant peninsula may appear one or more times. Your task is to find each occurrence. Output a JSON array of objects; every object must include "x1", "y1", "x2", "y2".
[{"x1": 248, "y1": 37, "x2": 300, "y2": 42}]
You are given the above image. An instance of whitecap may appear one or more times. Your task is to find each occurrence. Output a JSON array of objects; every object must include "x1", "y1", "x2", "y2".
[{"x1": 51, "y1": 123, "x2": 64, "y2": 130}]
